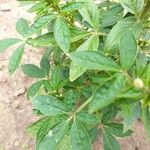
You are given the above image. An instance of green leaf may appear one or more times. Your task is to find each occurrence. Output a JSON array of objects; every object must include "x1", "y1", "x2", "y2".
[
  {"x1": 32, "y1": 95, "x2": 67, "y2": 116},
  {"x1": 88, "y1": 128, "x2": 99, "y2": 142},
  {"x1": 27, "y1": 33, "x2": 55, "y2": 47},
  {"x1": 101, "y1": 4, "x2": 123, "y2": 28},
  {"x1": 61, "y1": 2, "x2": 83, "y2": 12},
  {"x1": 89, "y1": 73, "x2": 125, "y2": 113},
  {"x1": 57, "y1": 135, "x2": 71, "y2": 150},
  {"x1": 101, "y1": 105, "x2": 118, "y2": 124},
  {"x1": 69, "y1": 51, "x2": 120, "y2": 72},
  {"x1": 51, "y1": 67, "x2": 62, "y2": 90},
  {"x1": 142, "y1": 64, "x2": 150, "y2": 87},
  {"x1": 28, "y1": 14, "x2": 55, "y2": 34},
  {"x1": 117, "y1": 87, "x2": 141, "y2": 99},
  {"x1": 119, "y1": 30, "x2": 137, "y2": 70},
  {"x1": 105, "y1": 123, "x2": 133, "y2": 137},
  {"x1": 22, "y1": 64, "x2": 45, "y2": 78},
  {"x1": 76, "y1": 111, "x2": 100, "y2": 125},
  {"x1": 77, "y1": 35, "x2": 99, "y2": 52},
  {"x1": 28, "y1": 2, "x2": 45, "y2": 13},
  {"x1": 136, "y1": 52, "x2": 148, "y2": 72},
  {"x1": 53, "y1": 48, "x2": 62, "y2": 65},
  {"x1": 64, "y1": 90, "x2": 77, "y2": 111},
  {"x1": 51, "y1": 0, "x2": 60, "y2": 5},
  {"x1": 103, "y1": 128, "x2": 120, "y2": 150},
  {"x1": 0, "y1": 38, "x2": 21, "y2": 53},
  {"x1": 142, "y1": 106, "x2": 150, "y2": 140},
  {"x1": 70, "y1": 120, "x2": 92, "y2": 150},
  {"x1": 37, "y1": 121, "x2": 68, "y2": 150},
  {"x1": 54, "y1": 17, "x2": 71, "y2": 52},
  {"x1": 70, "y1": 27, "x2": 90, "y2": 43},
  {"x1": 105, "y1": 17, "x2": 142, "y2": 51},
  {"x1": 78, "y1": 0, "x2": 99, "y2": 30},
  {"x1": 36, "y1": 118, "x2": 56, "y2": 145},
  {"x1": 8, "y1": 44, "x2": 24, "y2": 74},
  {"x1": 91, "y1": 73, "x2": 110, "y2": 85},
  {"x1": 69, "y1": 63, "x2": 86, "y2": 82},
  {"x1": 70, "y1": 35, "x2": 99, "y2": 81},
  {"x1": 16, "y1": 18, "x2": 29, "y2": 36},
  {"x1": 27, "y1": 117, "x2": 51, "y2": 136},
  {"x1": 43, "y1": 48, "x2": 53, "y2": 58},
  {"x1": 40, "y1": 55, "x2": 50, "y2": 77},
  {"x1": 119, "y1": 0, "x2": 144, "y2": 14},
  {"x1": 120, "y1": 102, "x2": 140, "y2": 132},
  {"x1": 27, "y1": 80, "x2": 43, "y2": 99},
  {"x1": 42, "y1": 80, "x2": 53, "y2": 91},
  {"x1": 27, "y1": 29, "x2": 89, "y2": 48}
]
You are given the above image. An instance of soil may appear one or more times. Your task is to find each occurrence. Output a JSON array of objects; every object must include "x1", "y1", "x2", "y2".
[{"x1": 0, "y1": 0, "x2": 150, "y2": 150}]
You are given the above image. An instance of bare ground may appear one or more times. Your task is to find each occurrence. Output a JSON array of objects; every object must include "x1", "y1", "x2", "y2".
[{"x1": 0, "y1": 0, "x2": 150, "y2": 150}]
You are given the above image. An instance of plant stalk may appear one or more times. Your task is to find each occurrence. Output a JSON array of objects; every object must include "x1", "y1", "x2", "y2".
[{"x1": 75, "y1": 97, "x2": 92, "y2": 113}]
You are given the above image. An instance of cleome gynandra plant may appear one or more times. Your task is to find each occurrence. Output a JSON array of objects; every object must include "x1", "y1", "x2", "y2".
[{"x1": 0, "y1": 0, "x2": 150, "y2": 149}]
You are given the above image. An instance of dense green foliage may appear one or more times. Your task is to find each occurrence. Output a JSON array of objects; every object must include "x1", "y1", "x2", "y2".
[{"x1": 0, "y1": 0, "x2": 150, "y2": 149}]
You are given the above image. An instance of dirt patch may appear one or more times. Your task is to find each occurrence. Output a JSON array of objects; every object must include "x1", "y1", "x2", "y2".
[
  {"x1": 0, "y1": 0, "x2": 150, "y2": 150},
  {"x1": 0, "y1": 1, "x2": 39, "y2": 149}
]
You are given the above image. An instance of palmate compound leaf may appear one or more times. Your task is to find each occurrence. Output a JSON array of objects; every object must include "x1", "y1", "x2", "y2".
[
  {"x1": 70, "y1": 119, "x2": 92, "y2": 150},
  {"x1": 69, "y1": 51, "x2": 120, "y2": 72},
  {"x1": 37, "y1": 121, "x2": 68, "y2": 150},
  {"x1": 53, "y1": 17, "x2": 71, "y2": 53},
  {"x1": 89, "y1": 73, "x2": 125, "y2": 113},
  {"x1": 8, "y1": 44, "x2": 25, "y2": 74},
  {"x1": 70, "y1": 35, "x2": 99, "y2": 81},
  {"x1": 0, "y1": 38, "x2": 21, "y2": 53},
  {"x1": 32, "y1": 95, "x2": 68, "y2": 116},
  {"x1": 119, "y1": 30, "x2": 137, "y2": 70}
]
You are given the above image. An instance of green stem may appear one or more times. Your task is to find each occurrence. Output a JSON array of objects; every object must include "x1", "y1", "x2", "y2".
[
  {"x1": 75, "y1": 97, "x2": 92, "y2": 113},
  {"x1": 50, "y1": 3, "x2": 75, "y2": 27}
]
